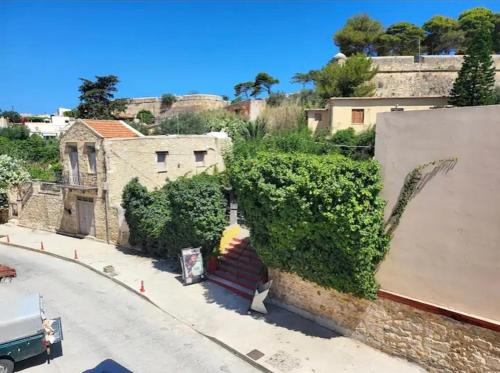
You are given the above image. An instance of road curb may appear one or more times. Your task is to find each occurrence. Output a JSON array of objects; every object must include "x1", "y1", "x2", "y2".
[{"x1": 0, "y1": 238, "x2": 272, "y2": 373}]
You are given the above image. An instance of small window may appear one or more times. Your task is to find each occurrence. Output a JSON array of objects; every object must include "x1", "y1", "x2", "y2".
[
  {"x1": 194, "y1": 151, "x2": 207, "y2": 167},
  {"x1": 156, "y1": 151, "x2": 168, "y2": 170},
  {"x1": 314, "y1": 113, "x2": 322, "y2": 121},
  {"x1": 86, "y1": 145, "x2": 97, "y2": 174},
  {"x1": 351, "y1": 109, "x2": 365, "y2": 124}
]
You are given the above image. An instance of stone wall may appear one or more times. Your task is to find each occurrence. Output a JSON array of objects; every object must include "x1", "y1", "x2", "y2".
[
  {"x1": 370, "y1": 55, "x2": 500, "y2": 97},
  {"x1": 269, "y1": 269, "x2": 500, "y2": 373},
  {"x1": 18, "y1": 182, "x2": 63, "y2": 231},
  {"x1": 17, "y1": 181, "x2": 110, "y2": 241},
  {"x1": 122, "y1": 94, "x2": 228, "y2": 120}
]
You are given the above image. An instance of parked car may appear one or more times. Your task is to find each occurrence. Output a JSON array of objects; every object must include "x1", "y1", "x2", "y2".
[{"x1": 0, "y1": 294, "x2": 63, "y2": 373}]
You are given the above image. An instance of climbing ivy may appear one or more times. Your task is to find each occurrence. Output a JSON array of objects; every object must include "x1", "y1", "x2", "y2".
[
  {"x1": 385, "y1": 158, "x2": 457, "y2": 236},
  {"x1": 228, "y1": 151, "x2": 389, "y2": 299}
]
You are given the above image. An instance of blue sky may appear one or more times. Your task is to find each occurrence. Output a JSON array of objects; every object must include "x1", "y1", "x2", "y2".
[{"x1": 1, "y1": 0, "x2": 499, "y2": 114}]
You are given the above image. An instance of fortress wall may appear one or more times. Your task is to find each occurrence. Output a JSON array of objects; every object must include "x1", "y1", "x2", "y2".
[{"x1": 371, "y1": 55, "x2": 500, "y2": 97}]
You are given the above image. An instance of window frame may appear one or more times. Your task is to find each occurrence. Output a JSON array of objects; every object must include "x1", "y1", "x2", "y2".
[
  {"x1": 351, "y1": 109, "x2": 365, "y2": 125},
  {"x1": 85, "y1": 144, "x2": 97, "y2": 174},
  {"x1": 194, "y1": 150, "x2": 207, "y2": 167},
  {"x1": 156, "y1": 151, "x2": 168, "y2": 171}
]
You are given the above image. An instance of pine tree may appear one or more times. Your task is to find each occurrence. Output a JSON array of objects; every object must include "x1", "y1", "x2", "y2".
[{"x1": 449, "y1": 25, "x2": 496, "y2": 107}]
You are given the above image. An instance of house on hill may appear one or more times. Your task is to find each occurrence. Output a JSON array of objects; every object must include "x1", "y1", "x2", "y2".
[
  {"x1": 18, "y1": 119, "x2": 230, "y2": 244},
  {"x1": 306, "y1": 96, "x2": 449, "y2": 135}
]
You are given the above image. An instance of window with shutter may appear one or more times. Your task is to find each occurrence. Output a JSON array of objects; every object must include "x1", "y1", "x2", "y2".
[{"x1": 351, "y1": 109, "x2": 365, "y2": 124}]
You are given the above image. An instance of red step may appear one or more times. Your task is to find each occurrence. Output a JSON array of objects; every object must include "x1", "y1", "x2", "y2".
[
  {"x1": 219, "y1": 256, "x2": 262, "y2": 275},
  {"x1": 222, "y1": 250, "x2": 261, "y2": 265},
  {"x1": 218, "y1": 261, "x2": 261, "y2": 283},
  {"x1": 207, "y1": 274, "x2": 254, "y2": 300},
  {"x1": 213, "y1": 269, "x2": 256, "y2": 291}
]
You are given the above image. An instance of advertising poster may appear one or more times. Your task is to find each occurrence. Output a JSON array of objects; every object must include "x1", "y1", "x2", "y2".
[{"x1": 180, "y1": 247, "x2": 205, "y2": 285}]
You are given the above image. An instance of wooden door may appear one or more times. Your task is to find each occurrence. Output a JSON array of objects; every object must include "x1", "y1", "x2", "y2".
[{"x1": 77, "y1": 198, "x2": 95, "y2": 236}]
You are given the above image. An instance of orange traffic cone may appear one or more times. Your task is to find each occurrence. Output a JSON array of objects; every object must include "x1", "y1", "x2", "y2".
[
  {"x1": 74, "y1": 250, "x2": 79, "y2": 260},
  {"x1": 40, "y1": 241, "x2": 44, "y2": 251},
  {"x1": 140, "y1": 280, "x2": 145, "y2": 293}
]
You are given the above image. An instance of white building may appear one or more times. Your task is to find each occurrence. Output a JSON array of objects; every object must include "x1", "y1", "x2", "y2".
[{"x1": 25, "y1": 121, "x2": 70, "y2": 139}]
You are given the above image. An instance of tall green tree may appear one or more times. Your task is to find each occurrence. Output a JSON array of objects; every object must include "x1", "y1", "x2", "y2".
[
  {"x1": 76, "y1": 75, "x2": 126, "y2": 119},
  {"x1": 291, "y1": 71, "x2": 316, "y2": 87},
  {"x1": 333, "y1": 14, "x2": 383, "y2": 56},
  {"x1": 252, "y1": 72, "x2": 279, "y2": 97},
  {"x1": 493, "y1": 13, "x2": 500, "y2": 53},
  {"x1": 234, "y1": 81, "x2": 254, "y2": 98},
  {"x1": 0, "y1": 110, "x2": 21, "y2": 124},
  {"x1": 449, "y1": 25, "x2": 496, "y2": 107},
  {"x1": 458, "y1": 7, "x2": 495, "y2": 49},
  {"x1": 376, "y1": 22, "x2": 425, "y2": 56},
  {"x1": 136, "y1": 109, "x2": 155, "y2": 125},
  {"x1": 312, "y1": 54, "x2": 377, "y2": 99},
  {"x1": 422, "y1": 16, "x2": 464, "y2": 54}
]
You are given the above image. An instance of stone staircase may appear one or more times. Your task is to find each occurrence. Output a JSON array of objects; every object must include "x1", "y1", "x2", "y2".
[{"x1": 208, "y1": 238, "x2": 266, "y2": 300}]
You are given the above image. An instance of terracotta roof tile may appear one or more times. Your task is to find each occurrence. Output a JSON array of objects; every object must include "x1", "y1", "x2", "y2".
[{"x1": 82, "y1": 119, "x2": 138, "y2": 138}]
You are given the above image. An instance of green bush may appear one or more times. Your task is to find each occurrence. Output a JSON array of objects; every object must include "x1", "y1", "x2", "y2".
[
  {"x1": 328, "y1": 127, "x2": 375, "y2": 160},
  {"x1": 136, "y1": 109, "x2": 155, "y2": 125},
  {"x1": 0, "y1": 133, "x2": 60, "y2": 181},
  {"x1": 0, "y1": 125, "x2": 30, "y2": 140},
  {"x1": 162, "y1": 174, "x2": 227, "y2": 257},
  {"x1": 122, "y1": 174, "x2": 227, "y2": 258},
  {"x1": 155, "y1": 112, "x2": 209, "y2": 135},
  {"x1": 161, "y1": 93, "x2": 177, "y2": 107},
  {"x1": 228, "y1": 151, "x2": 388, "y2": 299},
  {"x1": 155, "y1": 110, "x2": 247, "y2": 138}
]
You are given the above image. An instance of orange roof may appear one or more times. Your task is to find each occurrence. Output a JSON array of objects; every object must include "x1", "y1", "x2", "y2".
[{"x1": 82, "y1": 119, "x2": 139, "y2": 138}]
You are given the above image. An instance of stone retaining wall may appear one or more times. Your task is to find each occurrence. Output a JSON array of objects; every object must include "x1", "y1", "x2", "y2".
[
  {"x1": 269, "y1": 269, "x2": 500, "y2": 373},
  {"x1": 18, "y1": 182, "x2": 63, "y2": 231}
]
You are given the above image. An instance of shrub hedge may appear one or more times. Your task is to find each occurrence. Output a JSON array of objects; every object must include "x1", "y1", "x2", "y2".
[
  {"x1": 228, "y1": 151, "x2": 389, "y2": 299},
  {"x1": 122, "y1": 174, "x2": 227, "y2": 258}
]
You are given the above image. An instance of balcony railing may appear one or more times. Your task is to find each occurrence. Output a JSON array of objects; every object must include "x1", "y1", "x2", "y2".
[{"x1": 60, "y1": 171, "x2": 98, "y2": 189}]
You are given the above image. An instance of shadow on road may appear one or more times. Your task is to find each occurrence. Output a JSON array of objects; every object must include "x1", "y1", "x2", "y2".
[
  {"x1": 114, "y1": 245, "x2": 338, "y2": 339},
  {"x1": 83, "y1": 359, "x2": 133, "y2": 373},
  {"x1": 15, "y1": 342, "x2": 63, "y2": 371},
  {"x1": 200, "y1": 279, "x2": 339, "y2": 339}
]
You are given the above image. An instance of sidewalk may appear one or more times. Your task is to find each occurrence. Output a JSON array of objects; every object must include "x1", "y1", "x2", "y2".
[{"x1": 0, "y1": 223, "x2": 424, "y2": 373}]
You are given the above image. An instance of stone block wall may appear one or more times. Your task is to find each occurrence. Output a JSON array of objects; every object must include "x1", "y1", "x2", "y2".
[
  {"x1": 370, "y1": 55, "x2": 500, "y2": 97},
  {"x1": 19, "y1": 182, "x2": 63, "y2": 231},
  {"x1": 269, "y1": 269, "x2": 500, "y2": 373},
  {"x1": 122, "y1": 94, "x2": 228, "y2": 120}
]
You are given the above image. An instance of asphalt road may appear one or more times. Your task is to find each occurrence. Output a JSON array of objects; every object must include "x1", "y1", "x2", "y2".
[{"x1": 0, "y1": 244, "x2": 259, "y2": 373}]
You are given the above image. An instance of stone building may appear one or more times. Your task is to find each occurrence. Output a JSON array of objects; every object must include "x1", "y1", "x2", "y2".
[
  {"x1": 306, "y1": 54, "x2": 500, "y2": 135},
  {"x1": 306, "y1": 96, "x2": 449, "y2": 135},
  {"x1": 225, "y1": 99, "x2": 267, "y2": 121},
  {"x1": 18, "y1": 119, "x2": 230, "y2": 244},
  {"x1": 119, "y1": 94, "x2": 228, "y2": 121}
]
